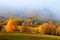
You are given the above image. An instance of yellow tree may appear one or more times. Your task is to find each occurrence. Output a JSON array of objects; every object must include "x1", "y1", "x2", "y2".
[
  {"x1": 5, "y1": 18, "x2": 18, "y2": 32},
  {"x1": 38, "y1": 21, "x2": 56, "y2": 35},
  {"x1": 19, "y1": 22, "x2": 27, "y2": 32},
  {"x1": 49, "y1": 21, "x2": 56, "y2": 35},
  {"x1": 56, "y1": 27, "x2": 60, "y2": 35},
  {"x1": 38, "y1": 23, "x2": 49, "y2": 34}
]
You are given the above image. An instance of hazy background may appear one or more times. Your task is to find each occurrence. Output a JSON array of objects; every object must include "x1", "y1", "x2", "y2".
[{"x1": 0, "y1": 0, "x2": 60, "y2": 20}]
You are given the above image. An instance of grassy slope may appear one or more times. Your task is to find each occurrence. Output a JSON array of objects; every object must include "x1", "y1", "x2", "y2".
[{"x1": 0, "y1": 32, "x2": 60, "y2": 40}]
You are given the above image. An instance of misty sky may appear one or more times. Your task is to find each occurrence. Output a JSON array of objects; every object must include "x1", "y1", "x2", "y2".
[{"x1": 0, "y1": 0, "x2": 60, "y2": 18}]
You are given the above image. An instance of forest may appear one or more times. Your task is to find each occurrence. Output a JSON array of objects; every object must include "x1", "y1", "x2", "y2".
[{"x1": 0, "y1": 16, "x2": 60, "y2": 36}]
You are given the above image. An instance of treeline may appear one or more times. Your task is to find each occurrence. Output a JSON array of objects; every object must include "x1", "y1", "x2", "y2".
[{"x1": 0, "y1": 18, "x2": 60, "y2": 36}]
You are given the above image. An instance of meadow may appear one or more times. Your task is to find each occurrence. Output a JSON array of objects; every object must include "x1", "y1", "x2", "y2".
[{"x1": 0, "y1": 32, "x2": 60, "y2": 40}]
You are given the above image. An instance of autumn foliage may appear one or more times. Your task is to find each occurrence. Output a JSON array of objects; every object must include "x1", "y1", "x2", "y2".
[
  {"x1": 1, "y1": 17, "x2": 60, "y2": 36},
  {"x1": 38, "y1": 21, "x2": 56, "y2": 34},
  {"x1": 4, "y1": 18, "x2": 18, "y2": 32},
  {"x1": 56, "y1": 27, "x2": 60, "y2": 35}
]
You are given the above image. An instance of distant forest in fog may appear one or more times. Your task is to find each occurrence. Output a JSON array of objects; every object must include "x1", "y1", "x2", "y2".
[{"x1": 0, "y1": 8, "x2": 57, "y2": 21}]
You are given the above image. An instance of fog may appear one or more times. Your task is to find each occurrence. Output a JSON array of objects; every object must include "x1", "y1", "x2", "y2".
[{"x1": 0, "y1": 0, "x2": 60, "y2": 20}]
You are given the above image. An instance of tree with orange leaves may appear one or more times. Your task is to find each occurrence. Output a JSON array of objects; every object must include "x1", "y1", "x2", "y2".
[
  {"x1": 38, "y1": 23, "x2": 49, "y2": 34},
  {"x1": 5, "y1": 18, "x2": 18, "y2": 32},
  {"x1": 38, "y1": 21, "x2": 56, "y2": 34},
  {"x1": 48, "y1": 21, "x2": 56, "y2": 35},
  {"x1": 56, "y1": 27, "x2": 60, "y2": 35}
]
